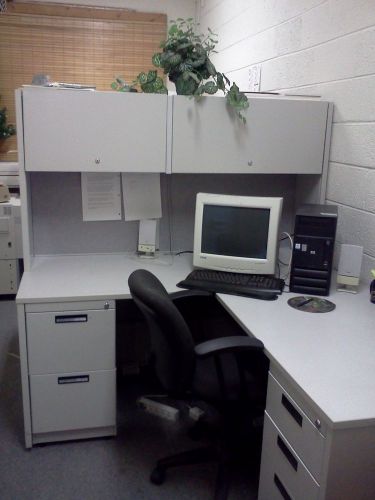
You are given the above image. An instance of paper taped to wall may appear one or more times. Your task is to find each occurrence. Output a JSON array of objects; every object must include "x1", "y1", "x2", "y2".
[
  {"x1": 122, "y1": 173, "x2": 162, "y2": 221},
  {"x1": 81, "y1": 172, "x2": 122, "y2": 221}
]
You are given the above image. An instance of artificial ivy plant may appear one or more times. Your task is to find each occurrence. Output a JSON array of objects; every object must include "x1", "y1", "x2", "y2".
[
  {"x1": 111, "y1": 70, "x2": 167, "y2": 94},
  {"x1": 152, "y1": 18, "x2": 249, "y2": 122},
  {"x1": 0, "y1": 97, "x2": 15, "y2": 139},
  {"x1": 111, "y1": 18, "x2": 249, "y2": 122}
]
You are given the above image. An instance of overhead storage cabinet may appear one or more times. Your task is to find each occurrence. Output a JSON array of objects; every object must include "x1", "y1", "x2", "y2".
[
  {"x1": 22, "y1": 87, "x2": 168, "y2": 173},
  {"x1": 171, "y1": 95, "x2": 329, "y2": 174}
]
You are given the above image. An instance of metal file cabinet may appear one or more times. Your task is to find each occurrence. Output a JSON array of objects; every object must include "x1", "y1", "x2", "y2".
[
  {"x1": 24, "y1": 300, "x2": 117, "y2": 445},
  {"x1": 258, "y1": 372, "x2": 326, "y2": 499},
  {"x1": 258, "y1": 370, "x2": 375, "y2": 500}
]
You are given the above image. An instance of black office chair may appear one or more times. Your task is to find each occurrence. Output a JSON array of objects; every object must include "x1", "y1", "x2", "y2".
[{"x1": 128, "y1": 269, "x2": 268, "y2": 500}]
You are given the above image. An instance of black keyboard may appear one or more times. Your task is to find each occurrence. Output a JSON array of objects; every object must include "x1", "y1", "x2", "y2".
[{"x1": 177, "y1": 269, "x2": 285, "y2": 300}]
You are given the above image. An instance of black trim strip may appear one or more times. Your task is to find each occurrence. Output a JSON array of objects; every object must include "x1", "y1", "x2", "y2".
[
  {"x1": 55, "y1": 314, "x2": 88, "y2": 324},
  {"x1": 58, "y1": 375, "x2": 89, "y2": 384},
  {"x1": 277, "y1": 435, "x2": 298, "y2": 471},
  {"x1": 274, "y1": 474, "x2": 292, "y2": 500},
  {"x1": 281, "y1": 394, "x2": 303, "y2": 427}
]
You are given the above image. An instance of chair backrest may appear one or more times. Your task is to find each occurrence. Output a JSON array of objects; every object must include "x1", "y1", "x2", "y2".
[{"x1": 128, "y1": 269, "x2": 196, "y2": 397}]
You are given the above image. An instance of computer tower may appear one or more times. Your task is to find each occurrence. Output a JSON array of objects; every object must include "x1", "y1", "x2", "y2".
[{"x1": 289, "y1": 204, "x2": 338, "y2": 296}]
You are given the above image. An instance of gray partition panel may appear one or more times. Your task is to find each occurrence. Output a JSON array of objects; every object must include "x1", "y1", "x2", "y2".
[{"x1": 31, "y1": 172, "x2": 295, "y2": 255}]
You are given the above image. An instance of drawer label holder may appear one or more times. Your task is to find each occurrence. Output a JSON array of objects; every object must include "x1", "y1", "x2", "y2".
[
  {"x1": 55, "y1": 314, "x2": 88, "y2": 324},
  {"x1": 58, "y1": 375, "x2": 90, "y2": 384}
]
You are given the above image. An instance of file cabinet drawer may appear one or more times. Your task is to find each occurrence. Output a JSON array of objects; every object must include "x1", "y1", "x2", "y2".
[
  {"x1": 266, "y1": 373, "x2": 325, "y2": 481},
  {"x1": 30, "y1": 369, "x2": 116, "y2": 434},
  {"x1": 258, "y1": 413, "x2": 320, "y2": 500},
  {"x1": 27, "y1": 308, "x2": 115, "y2": 374}
]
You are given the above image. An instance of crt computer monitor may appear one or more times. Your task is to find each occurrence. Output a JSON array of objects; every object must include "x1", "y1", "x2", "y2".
[{"x1": 193, "y1": 193, "x2": 283, "y2": 275}]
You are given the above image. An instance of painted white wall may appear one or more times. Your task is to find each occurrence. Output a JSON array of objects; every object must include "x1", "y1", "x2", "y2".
[{"x1": 198, "y1": 0, "x2": 375, "y2": 282}]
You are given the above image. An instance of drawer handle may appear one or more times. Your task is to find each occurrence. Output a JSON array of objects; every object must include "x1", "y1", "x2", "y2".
[
  {"x1": 58, "y1": 375, "x2": 89, "y2": 384},
  {"x1": 281, "y1": 394, "x2": 303, "y2": 427},
  {"x1": 55, "y1": 314, "x2": 88, "y2": 324},
  {"x1": 277, "y1": 435, "x2": 298, "y2": 471},
  {"x1": 274, "y1": 474, "x2": 293, "y2": 500}
]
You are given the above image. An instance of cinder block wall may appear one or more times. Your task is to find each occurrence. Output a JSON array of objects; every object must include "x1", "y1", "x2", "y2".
[{"x1": 199, "y1": 0, "x2": 375, "y2": 282}]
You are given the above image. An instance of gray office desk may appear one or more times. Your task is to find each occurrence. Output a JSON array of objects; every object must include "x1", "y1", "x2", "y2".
[
  {"x1": 17, "y1": 253, "x2": 375, "y2": 499},
  {"x1": 218, "y1": 285, "x2": 375, "y2": 499}
]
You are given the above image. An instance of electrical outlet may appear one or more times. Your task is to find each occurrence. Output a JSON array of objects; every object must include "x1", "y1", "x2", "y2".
[{"x1": 249, "y1": 64, "x2": 261, "y2": 92}]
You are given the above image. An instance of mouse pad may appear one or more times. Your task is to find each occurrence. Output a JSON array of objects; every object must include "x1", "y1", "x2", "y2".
[{"x1": 288, "y1": 296, "x2": 336, "y2": 313}]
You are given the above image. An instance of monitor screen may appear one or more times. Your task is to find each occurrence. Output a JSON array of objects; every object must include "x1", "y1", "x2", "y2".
[
  {"x1": 201, "y1": 205, "x2": 270, "y2": 259},
  {"x1": 193, "y1": 193, "x2": 283, "y2": 275}
]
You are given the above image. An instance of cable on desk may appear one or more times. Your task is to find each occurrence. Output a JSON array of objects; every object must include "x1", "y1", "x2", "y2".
[
  {"x1": 278, "y1": 231, "x2": 293, "y2": 281},
  {"x1": 166, "y1": 174, "x2": 174, "y2": 254}
]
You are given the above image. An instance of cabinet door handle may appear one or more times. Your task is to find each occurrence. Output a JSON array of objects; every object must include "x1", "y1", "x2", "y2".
[
  {"x1": 55, "y1": 314, "x2": 88, "y2": 324},
  {"x1": 281, "y1": 394, "x2": 303, "y2": 427},
  {"x1": 274, "y1": 474, "x2": 293, "y2": 500},
  {"x1": 277, "y1": 435, "x2": 298, "y2": 471},
  {"x1": 58, "y1": 375, "x2": 89, "y2": 384}
]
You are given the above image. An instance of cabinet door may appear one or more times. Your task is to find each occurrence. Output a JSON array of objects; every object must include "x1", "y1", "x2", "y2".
[
  {"x1": 171, "y1": 95, "x2": 328, "y2": 174},
  {"x1": 22, "y1": 87, "x2": 167, "y2": 172}
]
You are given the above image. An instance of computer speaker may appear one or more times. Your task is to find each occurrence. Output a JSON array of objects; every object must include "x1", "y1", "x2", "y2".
[{"x1": 337, "y1": 244, "x2": 363, "y2": 293}]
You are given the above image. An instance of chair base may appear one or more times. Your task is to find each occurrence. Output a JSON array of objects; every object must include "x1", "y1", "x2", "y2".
[{"x1": 150, "y1": 444, "x2": 236, "y2": 500}]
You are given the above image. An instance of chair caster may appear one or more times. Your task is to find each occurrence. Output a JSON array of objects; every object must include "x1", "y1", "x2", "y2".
[{"x1": 150, "y1": 466, "x2": 166, "y2": 485}]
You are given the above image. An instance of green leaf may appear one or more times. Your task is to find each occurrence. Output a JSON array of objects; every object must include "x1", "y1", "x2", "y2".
[
  {"x1": 206, "y1": 59, "x2": 216, "y2": 76},
  {"x1": 169, "y1": 24, "x2": 178, "y2": 36},
  {"x1": 152, "y1": 53, "x2": 162, "y2": 67},
  {"x1": 147, "y1": 70, "x2": 157, "y2": 83},
  {"x1": 141, "y1": 82, "x2": 155, "y2": 93},
  {"x1": 137, "y1": 72, "x2": 148, "y2": 84},
  {"x1": 110, "y1": 82, "x2": 118, "y2": 90},
  {"x1": 168, "y1": 53, "x2": 182, "y2": 66},
  {"x1": 183, "y1": 71, "x2": 200, "y2": 84},
  {"x1": 153, "y1": 76, "x2": 165, "y2": 90},
  {"x1": 177, "y1": 41, "x2": 193, "y2": 51},
  {"x1": 223, "y1": 73, "x2": 230, "y2": 86},
  {"x1": 204, "y1": 81, "x2": 218, "y2": 94},
  {"x1": 225, "y1": 82, "x2": 249, "y2": 123},
  {"x1": 216, "y1": 73, "x2": 225, "y2": 91}
]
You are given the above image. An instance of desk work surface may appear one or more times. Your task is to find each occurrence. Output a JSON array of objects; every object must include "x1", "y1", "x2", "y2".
[
  {"x1": 218, "y1": 285, "x2": 375, "y2": 429},
  {"x1": 16, "y1": 253, "x2": 192, "y2": 303},
  {"x1": 17, "y1": 253, "x2": 375, "y2": 429}
]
